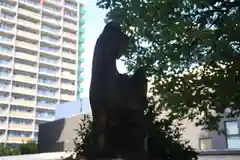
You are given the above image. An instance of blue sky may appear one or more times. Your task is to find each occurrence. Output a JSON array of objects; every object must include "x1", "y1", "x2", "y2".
[{"x1": 81, "y1": 1, "x2": 127, "y2": 97}]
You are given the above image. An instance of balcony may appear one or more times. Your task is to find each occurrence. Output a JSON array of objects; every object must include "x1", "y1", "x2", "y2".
[
  {"x1": 0, "y1": 13, "x2": 17, "y2": 23},
  {"x1": 39, "y1": 58, "x2": 60, "y2": 67},
  {"x1": 9, "y1": 111, "x2": 34, "y2": 119},
  {"x1": 12, "y1": 86, "x2": 36, "y2": 95},
  {"x1": 18, "y1": 8, "x2": 40, "y2": 19},
  {"x1": 38, "y1": 91, "x2": 59, "y2": 99},
  {"x1": 62, "y1": 62, "x2": 76, "y2": 70},
  {"x1": 0, "y1": 109, "x2": 8, "y2": 117},
  {"x1": 38, "y1": 79, "x2": 59, "y2": 88},
  {"x1": 0, "y1": 61, "x2": 12, "y2": 68},
  {"x1": 41, "y1": 36, "x2": 61, "y2": 46},
  {"x1": 0, "y1": 98, "x2": 9, "y2": 104},
  {"x1": 63, "y1": 42, "x2": 76, "y2": 50},
  {"x1": 13, "y1": 75, "x2": 36, "y2": 84},
  {"x1": 0, "y1": 37, "x2": 14, "y2": 46},
  {"x1": 62, "y1": 53, "x2": 76, "y2": 60},
  {"x1": 61, "y1": 83, "x2": 75, "y2": 90},
  {"x1": 14, "y1": 63, "x2": 36, "y2": 73},
  {"x1": 0, "y1": 122, "x2": 7, "y2": 130},
  {"x1": 35, "y1": 114, "x2": 54, "y2": 121},
  {"x1": 15, "y1": 52, "x2": 38, "y2": 62},
  {"x1": 42, "y1": 16, "x2": 61, "y2": 26},
  {"x1": 40, "y1": 48, "x2": 61, "y2": 57},
  {"x1": 11, "y1": 98, "x2": 35, "y2": 108},
  {"x1": 37, "y1": 102, "x2": 56, "y2": 110},
  {"x1": 7, "y1": 136, "x2": 32, "y2": 143},
  {"x1": 19, "y1": 0, "x2": 40, "y2": 9},
  {"x1": 8, "y1": 123, "x2": 33, "y2": 131},
  {"x1": 18, "y1": 19, "x2": 39, "y2": 30},
  {"x1": 0, "y1": 84, "x2": 10, "y2": 92},
  {"x1": 15, "y1": 40, "x2": 38, "y2": 51},
  {"x1": 0, "y1": 49, "x2": 13, "y2": 57},
  {"x1": 63, "y1": 32, "x2": 77, "y2": 40},
  {"x1": 41, "y1": 26, "x2": 61, "y2": 36},
  {"x1": 39, "y1": 68, "x2": 60, "y2": 77},
  {"x1": 61, "y1": 94, "x2": 75, "y2": 101},
  {"x1": 0, "y1": 1, "x2": 17, "y2": 11},
  {"x1": 16, "y1": 30, "x2": 39, "y2": 40},
  {"x1": 62, "y1": 72, "x2": 75, "y2": 80},
  {"x1": 63, "y1": 22, "x2": 77, "y2": 31}
]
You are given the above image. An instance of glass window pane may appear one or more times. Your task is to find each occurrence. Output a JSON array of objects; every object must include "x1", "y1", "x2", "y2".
[
  {"x1": 199, "y1": 138, "x2": 212, "y2": 150},
  {"x1": 227, "y1": 136, "x2": 240, "y2": 149},
  {"x1": 226, "y1": 121, "x2": 239, "y2": 135}
]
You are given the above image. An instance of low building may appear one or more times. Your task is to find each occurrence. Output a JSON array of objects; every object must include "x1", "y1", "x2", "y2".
[
  {"x1": 38, "y1": 113, "x2": 240, "y2": 159},
  {"x1": 38, "y1": 114, "x2": 90, "y2": 153}
]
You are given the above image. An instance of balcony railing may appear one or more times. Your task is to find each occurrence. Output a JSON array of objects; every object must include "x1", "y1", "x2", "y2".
[
  {"x1": 19, "y1": 0, "x2": 40, "y2": 8},
  {"x1": 18, "y1": 8, "x2": 40, "y2": 19},
  {"x1": 9, "y1": 111, "x2": 34, "y2": 119},
  {"x1": 15, "y1": 52, "x2": 38, "y2": 61},
  {"x1": 12, "y1": 86, "x2": 36, "y2": 95},
  {"x1": 61, "y1": 83, "x2": 75, "y2": 90},
  {"x1": 0, "y1": 13, "x2": 16, "y2": 22},
  {"x1": 0, "y1": 84, "x2": 10, "y2": 91},
  {"x1": 61, "y1": 94, "x2": 75, "y2": 101},
  {"x1": 0, "y1": 122, "x2": 7, "y2": 130},
  {"x1": 0, "y1": 61, "x2": 12, "y2": 68},
  {"x1": 0, "y1": 1, "x2": 17, "y2": 10},
  {"x1": 40, "y1": 47, "x2": 61, "y2": 56},
  {"x1": 62, "y1": 72, "x2": 75, "y2": 80},
  {"x1": 63, "y1": 32, "x2": 77, "y2": 40},
  {"x1": 63, "y1": 22, "x2": 77, "y2": 30},
  {"x1": 13, "y1": 75, "x2": 36, "y2": 84},
  {"x1": 38, "y1": 91, "x2": 59, "y2": 98},
  {"x1": 15, "y1": 41, "x2": 38, "y2": 50},
  {"x1": 14, "y1": 63, "x2": 36, "y2": 73},
  {"x1": 11, "y1": 98, "x2": 35, "y2": 107},
  {"x1": 0, "y1": 98, "x2": 9, "y2": 104},
  {"x1": 18, "y1": 19, "x2": 39, "y2": 29},
  {"x1": 7, "y1": 136, "x2": 32, "y2": 143},
  {"x1": 63, "y1": 42, "x2": 76, "y2": 50},
  {"x1": 8, "y1": 123, "x2": 33, "y2": 131},
  {"x1": 16, "y1": 30, "x2": 39, "y2": 40},
  {"x1": 42, "y1": 15, "x2": 61, "y2": 25},
  {"x1": 62, "y1": 62, "x2": 76, "y2": 70},
  {"x1": 35, "y1": 114, "x2": 54, "y2": 120}
]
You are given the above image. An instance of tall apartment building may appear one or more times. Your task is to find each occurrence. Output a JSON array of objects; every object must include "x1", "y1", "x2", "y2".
[{"x1": 0, "y1": 0, "x2": 85, "y2": 145}]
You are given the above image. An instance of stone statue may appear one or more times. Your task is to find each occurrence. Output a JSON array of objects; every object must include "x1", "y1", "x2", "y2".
[{"x1": 89, "y1": 21, "x2": 148, "y2": 159}]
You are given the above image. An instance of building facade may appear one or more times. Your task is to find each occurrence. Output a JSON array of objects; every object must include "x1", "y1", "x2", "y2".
[
  {"x1": 38, "y1": 114, "x2": 240, "y2": 159},
  {"x1": 0, "y1": 0, "x2": 85, "y2": 145},
  {"x1": 182, "y1": 118, "x2": 240, "y2": 150}
]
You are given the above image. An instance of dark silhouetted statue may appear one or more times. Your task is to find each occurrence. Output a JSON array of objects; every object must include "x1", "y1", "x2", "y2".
[{"x1": 89, "y1": 21, "x2": 148, "y2": 160}]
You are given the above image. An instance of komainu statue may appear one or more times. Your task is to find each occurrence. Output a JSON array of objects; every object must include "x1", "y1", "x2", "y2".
[{"x1": 89, "y1": 21, "x2": 148, "y2": 160}]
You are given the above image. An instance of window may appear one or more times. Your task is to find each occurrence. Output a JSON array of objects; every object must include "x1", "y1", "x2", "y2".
[
  {"x1": 225, "y1": 121, "x2": 240, "y2": 149},
  {"x1": 199, "y1": 138, "x2": 212, "y2": 150}
]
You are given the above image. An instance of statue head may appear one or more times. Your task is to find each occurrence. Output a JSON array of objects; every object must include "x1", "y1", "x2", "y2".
[{"x1": 101, "y1": 21, "x2": 129, "y2": 59}]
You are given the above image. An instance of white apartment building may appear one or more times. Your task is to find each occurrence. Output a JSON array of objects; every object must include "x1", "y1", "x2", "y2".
[{"x1": 0, "y1": 0, "x2": 85, "y2": 145}]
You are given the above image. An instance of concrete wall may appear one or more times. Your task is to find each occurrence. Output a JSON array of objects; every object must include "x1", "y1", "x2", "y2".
[{"x1": 38, "y1": 114, "x2": 87, "y2": 153}]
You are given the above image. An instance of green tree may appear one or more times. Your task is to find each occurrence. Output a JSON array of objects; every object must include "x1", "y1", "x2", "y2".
[
  {"x1": 0, "y1": 143, "x2": 20, "y2": 156},
  {"x1": 19, "y1": 140, "x2": 37, "y2": 155},
  {"x1": 95, "y1": 0, "x2": 240, "y2": 131}
]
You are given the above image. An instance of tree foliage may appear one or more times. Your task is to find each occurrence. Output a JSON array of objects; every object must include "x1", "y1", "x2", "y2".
[
  {"x1": 19, "y1": 140, "x2": 38, "y2": 155},
  {"x1": 0, "y1": 143, "x2": 20, "y2": 156},
  {"x1": 96, "y1": 0, "x2": 240, "y2": 131}
]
